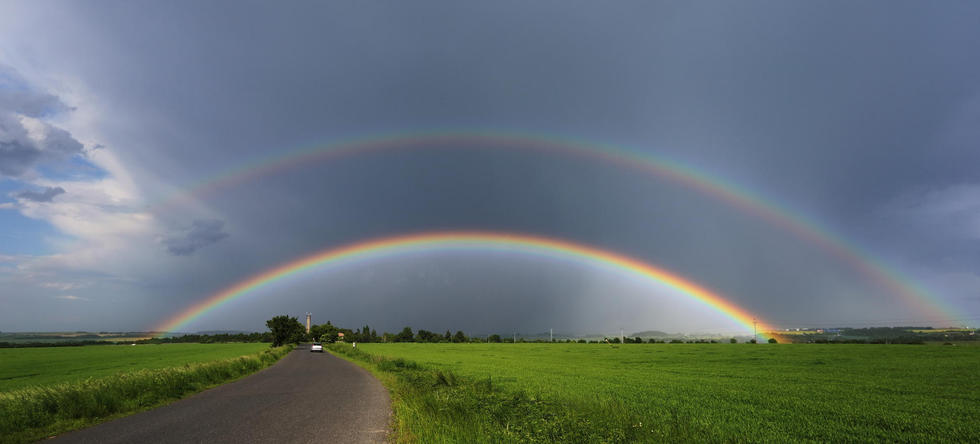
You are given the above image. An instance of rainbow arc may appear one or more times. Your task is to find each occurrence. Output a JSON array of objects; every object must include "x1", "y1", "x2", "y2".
[{"x1": 154, "y1": 231, "x2": 773, "y2": 338}]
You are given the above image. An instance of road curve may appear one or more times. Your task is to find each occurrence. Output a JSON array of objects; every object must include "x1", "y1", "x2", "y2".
[{"x1": 49, "y1": 345, "x2": 390, "y2": 444}]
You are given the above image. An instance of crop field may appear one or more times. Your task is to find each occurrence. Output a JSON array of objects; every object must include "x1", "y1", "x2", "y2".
[
  {"x1": 0, "y1": 343, "x2": 268, "y2": 392},
  {"x1": 342, "y1": 343, "x2": 979, "y2": 442}
]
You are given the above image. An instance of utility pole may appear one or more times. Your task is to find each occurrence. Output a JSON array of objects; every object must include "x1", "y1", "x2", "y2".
[
  {"x1": 620, "y1": 328, "x2": 624, "y2": 344},
  {"x1": 513, "y1": 332, "x2": 516, "y2": 343},
  {"x1": 550, "y1": 328, "x2": 553, "y2": 342},
  {"x1": 753, "y1": 318, "x2": 758, "y2": 342}
]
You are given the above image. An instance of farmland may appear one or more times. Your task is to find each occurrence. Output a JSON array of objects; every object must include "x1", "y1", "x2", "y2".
[
  {"x1": 334, "y1": 343, "x2": 979, "y2": 442},
  {"x1": 0, "y1": 343, "x2": 269, "y2": 392},
  {"x1": 0, "y1": 343, "x2": 289, "y2": 443}
]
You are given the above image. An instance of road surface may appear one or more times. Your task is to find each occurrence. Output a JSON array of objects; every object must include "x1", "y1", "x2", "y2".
[{"x1": 50, "y1": 345, "x2": 390, "y2": 444}]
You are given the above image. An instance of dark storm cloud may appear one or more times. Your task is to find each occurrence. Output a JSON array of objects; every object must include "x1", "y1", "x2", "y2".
[
  {"x1": 14, "y1": 186, "x2": 65, "y2": 202},
  {"x1": 2, "y1": 1, "x2": 979, "y2": 331},
  {"x1": 164, "y1": 219, "x2": 229, "y2": 256}
]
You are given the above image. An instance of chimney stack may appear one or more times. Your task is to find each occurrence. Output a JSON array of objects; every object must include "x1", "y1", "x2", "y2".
[{"x1": 306, "y1": 312, "x2": 311, "y2": 334}]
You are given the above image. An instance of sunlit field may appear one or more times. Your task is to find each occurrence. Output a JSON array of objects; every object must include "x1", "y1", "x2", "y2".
[
  {"x1": 0, "y1": 343, "x2": 269, "y2": 392},
  {"x1": 339, "y1": 343, "x2": 979, "y2": 442}
]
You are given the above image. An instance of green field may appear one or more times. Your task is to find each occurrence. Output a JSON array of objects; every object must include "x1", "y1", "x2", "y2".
[
  {"x1": 0, "y1": 343, "x2": 289, "y2": 444},
  {"x1": 338, "y1": 343, "x2": 979, "y2": 442},
  {"x1": 0, "y1": 343, "x2": 268, "y2": 392}
]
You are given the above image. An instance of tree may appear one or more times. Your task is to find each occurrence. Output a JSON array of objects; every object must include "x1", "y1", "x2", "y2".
[
  {"x1": 395, "y1": 327, "x2": 414, "y2": 342},
  {"x1": 453, "y1": 330, "x2": 467, "y2": 343},
  {"x1": 444, "y1": 330, "x2": 452, "y2": 342},
  {"x1": 730, "y1": 338, "x2": 737, "y2": 344},
  {"x1": 488, "y1": 334, "x2": 502, "y2": 343},
  {"x1": 416, "y1": 329, "x2": 439, "y2": 342},
  {"x1": 309, "y1": 321, "x2": 339, "y2": 343},
  {"x1": 768, "y1": 338, "x2": 778, "y2": 344},
  {"x1": 266, "y1": 315, "x2": 305, "y2": 347}
]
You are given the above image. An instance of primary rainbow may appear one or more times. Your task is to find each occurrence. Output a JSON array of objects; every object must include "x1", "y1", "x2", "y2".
[
  {"x1": 154, "y1": 231, "x2": 772, "y2": 337},
  {"x1": 151, "y1": 130, "x2": 960, "y2": 322}
]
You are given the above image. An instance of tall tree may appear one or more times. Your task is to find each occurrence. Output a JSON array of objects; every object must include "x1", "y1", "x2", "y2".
[
  {"x1": 453, "y1": 330, "x2": 467, "y2": 343},
  {"x1": 395, "y1": 326, "x2": 414, "y2": 342},
  {"x1": 266, "y1": 315, "x2": 305, "y2": 347}
]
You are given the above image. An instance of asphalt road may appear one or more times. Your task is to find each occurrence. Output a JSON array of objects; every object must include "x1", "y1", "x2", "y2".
[{"x1": 49, "y1": 345, "x2": 390, "y2": 444}]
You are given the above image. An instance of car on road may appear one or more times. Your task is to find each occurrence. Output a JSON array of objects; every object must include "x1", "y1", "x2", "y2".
[{"x1": 310, "y1": 342, "x2": 323, "y2": 352}]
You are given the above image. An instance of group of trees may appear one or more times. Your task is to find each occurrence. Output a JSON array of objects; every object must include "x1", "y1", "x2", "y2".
[
  {"x1": 138, "y1": 332, "x2": 273, "y2": 344},
  {"x1": 394, "y1": 327, "x2": 468, "y2": 343},
  {"x1": 265, "y1": 315, "x2": 476, "y2": 345},
  {"x1": 309, "y1": 321, "x2": 379, "y2": 344}
]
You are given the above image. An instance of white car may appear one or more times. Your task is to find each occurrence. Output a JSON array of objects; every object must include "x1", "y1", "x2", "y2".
[{"x1": 310, "y1": 342, "x2": 323, "y2": 352}]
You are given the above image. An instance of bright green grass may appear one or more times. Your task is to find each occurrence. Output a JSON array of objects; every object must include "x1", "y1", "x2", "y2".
[
  {"x1": 354, "y1": 343, "x2": 979, "y2": 442},
  {"x1": 0, "y1": 343, "x2": 268, "y2": 392}
]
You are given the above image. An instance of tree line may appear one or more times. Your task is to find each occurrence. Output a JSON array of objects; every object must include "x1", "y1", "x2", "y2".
[
  {"x1": 266, "y1": 315, "x2": 475, "y2": 347},
  {"x1": 265, "y1": 315, "x2": 778, "y2": 347}
]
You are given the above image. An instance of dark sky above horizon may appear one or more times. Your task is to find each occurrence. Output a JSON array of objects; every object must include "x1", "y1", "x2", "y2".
[{"x1": 1, "y1": 1, "x2": 978, "y2": 334}]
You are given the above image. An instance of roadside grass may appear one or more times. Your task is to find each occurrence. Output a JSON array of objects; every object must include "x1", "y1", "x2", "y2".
[
  {"x1": 0, "y1": 343, "x2": 270, "y2": 391},
  {"x1": 329, "y1": 344, "x2": 656, "y2": 443},
  {"x1": 331, "y1": 343, "x2": 979, "y2": 443},
  {"x1": 0, "y1": 345, "x2": 292, "y2": 444}
]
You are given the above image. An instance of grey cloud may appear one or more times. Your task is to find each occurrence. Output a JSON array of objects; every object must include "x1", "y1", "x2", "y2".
[
  {"x1": 14, "y1": 186, "x2": 66, "y2": 202},
  {"x1": 38, "y1": 123, "x2": 84, "y2": 156},
  {"x1": 0, "y1": 139, "x2": 42, "y2": 176},
  {"x1": 0, "y1": 111, "x2": 40, "y2": 176},
  {"x1": 0, "y1": 64, "x2": 83, "y2": 177},
  {"x1": 0, "y1": 64, "x2": 69, "y2": 117},
  {"x1": 164, "y1": 219, "x2": 229, "y2": 256},
  {"x1": 0, "y1": 111, "x2": 84, "y2": 177}
]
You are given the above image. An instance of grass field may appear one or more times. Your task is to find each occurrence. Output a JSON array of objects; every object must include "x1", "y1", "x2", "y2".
[
  {"x1": 0, "y1": 343, "x2": 269, "y2": 392},
  {"x1": 0, "y1": 343, "x2": 289, "y2": 444},
  {"x1": 333, "y1": 343, "x2": 979, "y2": 442}
]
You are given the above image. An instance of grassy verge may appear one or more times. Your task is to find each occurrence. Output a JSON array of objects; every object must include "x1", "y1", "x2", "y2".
[
  {"x1": 328, "y1": 344, "x2": 653, "y2": 443},
  {"x1": 0, "y1": 345, "x2": 293, "y2": 444}
]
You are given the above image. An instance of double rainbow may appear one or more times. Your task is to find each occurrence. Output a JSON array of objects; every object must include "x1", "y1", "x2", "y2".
[
  {"x1": 149, "y1": 131, "x2": 959, "y2": 322},
  {"x1": 154, "y1": 232, "x2": 772, "y2": 337}
]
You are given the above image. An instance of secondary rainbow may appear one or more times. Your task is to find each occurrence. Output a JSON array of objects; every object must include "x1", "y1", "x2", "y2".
[
  {"x1": 150, "y1": 131, "x2": 960, "y2": 322},
  {"x1": 154, "y1": 231, "x2": 772, "y2": 337}
]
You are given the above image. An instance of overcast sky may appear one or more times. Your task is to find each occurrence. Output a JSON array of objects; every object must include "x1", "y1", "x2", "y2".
[{"x1": 1, "y1": 1, "x2": 978, "y2": 335}]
